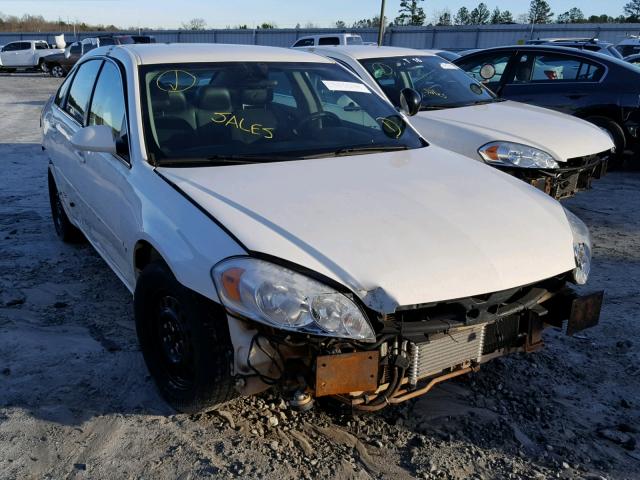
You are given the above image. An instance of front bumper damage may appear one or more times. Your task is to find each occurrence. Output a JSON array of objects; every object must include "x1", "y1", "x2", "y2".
[
  {"x1": 499, "y1": 152, "x2": 608, "y2": 200},
  {"x1": 228, "y1": 278, "x2": 603, "y2": 411}
]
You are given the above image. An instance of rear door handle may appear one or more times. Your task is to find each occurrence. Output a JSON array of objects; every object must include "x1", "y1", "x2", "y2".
[{"x1": 567, "y1": 94, "x2": 585, "y2": 100}]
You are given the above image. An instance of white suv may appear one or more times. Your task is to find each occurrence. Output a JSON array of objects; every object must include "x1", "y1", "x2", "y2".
[
  {"x1": 292, "y1": 33, "x2": 363, "y2": 48},
  {"x1": 42, "y1": 43, "x2": 602, "y2": 413}
]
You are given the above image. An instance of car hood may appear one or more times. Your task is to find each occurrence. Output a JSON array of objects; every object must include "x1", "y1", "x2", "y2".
[
  {"x1": 413, "y1": 100, "x2": 614, "y2": 163},
  {"x1": 158, "y1": 146, "x2": 576, "y2": 313}
]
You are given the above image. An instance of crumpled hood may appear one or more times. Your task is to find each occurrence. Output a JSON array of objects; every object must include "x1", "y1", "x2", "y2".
[
  {"x1": 158, "y1": 146, "x2": 576, "y2": 313},
  {"x1": 412, "y1": 100, "x2": 614, "y2": 163}
]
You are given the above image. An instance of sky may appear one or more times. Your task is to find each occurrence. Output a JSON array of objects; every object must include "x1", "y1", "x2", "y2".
[{"x1": 0, "y1": 0, "x2": 630, "y2": 29}]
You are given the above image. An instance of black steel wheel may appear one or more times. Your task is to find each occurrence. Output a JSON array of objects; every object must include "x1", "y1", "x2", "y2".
[
  {"x1": 134, "y1": 261, "x2": 238, "y2": 412},
  {"x1": 48, "y1": 170, "x2": 84, "y2": 243}
]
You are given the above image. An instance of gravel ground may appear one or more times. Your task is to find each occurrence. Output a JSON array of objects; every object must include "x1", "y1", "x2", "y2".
[{"x1": 0, "y1": 73, "x2": 639, "y2": 480}]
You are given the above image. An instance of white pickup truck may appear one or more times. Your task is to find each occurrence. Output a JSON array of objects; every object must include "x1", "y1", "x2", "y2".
[{"x1": 0, "y1": 40, "x2": 63, "y2": 72}]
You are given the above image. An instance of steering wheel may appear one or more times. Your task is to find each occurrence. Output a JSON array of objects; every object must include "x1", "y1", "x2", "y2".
[{"x1": 296, "y1": 111, "x2": 342, "y2": 135}]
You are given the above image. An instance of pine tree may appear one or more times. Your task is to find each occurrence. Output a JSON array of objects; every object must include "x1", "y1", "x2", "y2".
[
  {"x1": 470, "y1": 3, "x2": 491, "y2": 24},
  {"x1": 500, "y1": 10, "x2": 515, "y2": 24},
  {"x1": 394, "y1": 0, "x2": 427, "y2": 26},
  {"x1": 557, "y1": 7, "x2": 585, "y2": 24},
  {"x1": 625, "y1": 0, "x2": 640, "y2": 21},
  {"x1": 490, "y1": 7, "x2": 502, "y2": 24},
  {"x1": 528, "y1": 0, "x2": 553, "y2": 24},
  {"x1": 437, "y1": 10, "x2": 452, "y2": 26},
  {"x1": 455, "y1": 6, "x2": 471, "y2": 25}
]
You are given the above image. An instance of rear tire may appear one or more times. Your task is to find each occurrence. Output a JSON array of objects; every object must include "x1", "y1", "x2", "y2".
[
  {"x1": 586, "y1": 116, "x2": 626, "y2": 167},
  {"x1": 38, "y1": 59, "x2": 47, "y2": 73},
  {"x1": 48, "y1": 171, "x2": 84, "y2": 243},
  {"x1": 134, "y1": 261, "x2": 238, "y2": 413},
  {"x1": 50, "y1": 64, "x2": 65, "y2": 78}
]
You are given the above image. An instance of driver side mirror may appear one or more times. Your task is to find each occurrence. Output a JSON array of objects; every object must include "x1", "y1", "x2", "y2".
[
  {"x1": 399, "y1": 88, "x2": 422, "y2": 117},
  {"x1": 70, "y1": 125, "x2": 117, "y2": 154}
]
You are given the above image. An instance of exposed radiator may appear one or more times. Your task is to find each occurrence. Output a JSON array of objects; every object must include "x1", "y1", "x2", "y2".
[{"x1": 408, "y1": 324, "x2": 486, "y2": 385}]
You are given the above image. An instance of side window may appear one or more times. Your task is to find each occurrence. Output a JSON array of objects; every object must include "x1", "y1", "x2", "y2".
[
  {"x1": 65, "y1": 60, "x2": 102, "y2": 124},
  {"x1": 318, "y1": 37, "x2": 340, "y2": 46},
  {"x1": 54, "y1": 71, "x2": 75, "y2": 107},
  {"x1": 1, "y1": 43, "x2": 16, "y2": 52},
  {"x1": 270, "y1": 71, "x2": 297, "y2": 108},
  {"x1": 293, "y1": 38, "x2": 314, "y2": 47},
  {"x1": 70, "y1": 44, "x2": 81, "y2": 55},
  {"x1": 88, "y1": 61, "x2": 128, "y2": 159},
  {"x1": 16, "y1": 42, "x2": 32, "y2": 51},
  {"x1": 35, "y1": 42, "x2": 48, "y2": 50},
  {"x1": 523, "y1": 54, "x2": 605, "y2": 82},
  {"x1": 305, "y1": 72, "x2": 377, "y2": 128},
  {"x1": 458, "y1": 53, "x2": 511, "y2": 86}
]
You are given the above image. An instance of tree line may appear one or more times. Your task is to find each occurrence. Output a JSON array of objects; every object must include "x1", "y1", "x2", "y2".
[{"x1": 347, "y1": 0, "x2": 640, "y2": 28}]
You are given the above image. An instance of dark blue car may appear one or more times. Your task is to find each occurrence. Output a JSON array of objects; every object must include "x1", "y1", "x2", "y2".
[{"x1": 455, "y1": 45, "x2": 640, "y2": 161}]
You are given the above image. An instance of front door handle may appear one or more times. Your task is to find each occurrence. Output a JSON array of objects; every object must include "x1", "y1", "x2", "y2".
[
  {"x1": 76, "y1": 150, "x2": 86, "y2": 163},
  {"x1": 567, "y1": 94, "x2": 585, "y2": 100}
]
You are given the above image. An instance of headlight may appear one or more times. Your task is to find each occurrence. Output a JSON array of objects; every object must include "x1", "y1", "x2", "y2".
[
  {"x1": 564, "y1": 208, "x2": 592, "y2": 285},
  {"x1": 479, "y1": 141, "x2": 559, "y2": 169},
  {"x1": 212, "y1": 257, "x2": 375, "y2": 342}
]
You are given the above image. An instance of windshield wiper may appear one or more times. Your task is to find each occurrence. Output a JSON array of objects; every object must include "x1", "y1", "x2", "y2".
[
  {"x1": 157, "y1": 154, "x2": 289, "y2": 167},
  {"x1": 300, "y1": 145, "x2": 409, "y2": 159}
]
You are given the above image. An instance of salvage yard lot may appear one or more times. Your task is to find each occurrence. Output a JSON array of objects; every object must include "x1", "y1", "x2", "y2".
[{"x1": 0, "y1": 73, "x2": 639, "y2": 480}]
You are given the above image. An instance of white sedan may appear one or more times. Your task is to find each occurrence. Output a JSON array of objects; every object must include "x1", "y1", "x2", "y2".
[
  {"x1": 42, "y1": 43, "x2": 602, "y2": 413},
  {"x1": 306, "y1": 45, "x2": 615, "y2": 199}
]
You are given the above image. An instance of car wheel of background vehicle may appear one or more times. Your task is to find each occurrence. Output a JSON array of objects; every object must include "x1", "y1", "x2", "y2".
[
  {"x1": 134, "y1": 261, "x2": 238, "y2": 413},
  {"x1": 50, "y1": 65, "x2": 65, "y2": 78},
  {"x1": 586, "y1": 116, "x2": 626, "y2": 166},
  {"x1": 48, "y1": 171, "x2": 85, "y2": 243},
  {"x1": 38, "y1": 59, "x2": 48, "y2": 73}
]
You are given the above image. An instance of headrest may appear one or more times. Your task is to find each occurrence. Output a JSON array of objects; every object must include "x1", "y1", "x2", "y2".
[
  {"x1": 241, "y1": 87, "x2": 273, "y2": 106},
  {"x1": 167, "y1": 91, "x2": 187, "y2": 111},
  {"x1": 151, "y1": 90, "x2": 187, "y2": 113},
  {"x1": 197, "y1": 86, "x2": 232, "y2": 111}
]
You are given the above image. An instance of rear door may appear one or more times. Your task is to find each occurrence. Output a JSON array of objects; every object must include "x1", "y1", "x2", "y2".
[
  {"x1": 499, "y1": 51, "x2": 606, "y2": 116},
  {"x1": 14, "y1": 42, "x2": 34, "y2": 66}
]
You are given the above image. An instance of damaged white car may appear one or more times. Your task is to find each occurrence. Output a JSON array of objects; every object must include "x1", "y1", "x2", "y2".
[{"x1": 42, "y1": 44, "x2": 603, "y2": 413}]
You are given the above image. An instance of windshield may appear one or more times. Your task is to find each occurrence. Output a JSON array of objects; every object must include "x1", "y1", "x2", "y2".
[
  {"x1": 140, "y1": 62, "x2": 424, "y2": 166},
  {"x1": 358, "y1": 55, "x2": 496, "y2": 110}
]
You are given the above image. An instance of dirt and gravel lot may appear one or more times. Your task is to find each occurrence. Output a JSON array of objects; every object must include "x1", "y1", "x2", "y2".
[{"x1": 0, "y1": 73, "x2": 639, "y2": 480}]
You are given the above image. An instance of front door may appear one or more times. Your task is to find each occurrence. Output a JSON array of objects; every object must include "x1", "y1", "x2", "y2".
[{"x1": 79, "y1": 59, "x2": 137, "y2": 280}]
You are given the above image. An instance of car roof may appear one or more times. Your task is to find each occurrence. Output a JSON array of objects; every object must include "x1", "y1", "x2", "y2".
[
  {"x1": 309, "y1": 45, "x2": 434, "y2": 60},
  {"x1": 90, "y1": 43, "x2": 335, "y2": 65},
  {"x1": 456, "y1": 44, "x2": 638, "y2": 71},
  {"x1": 458, "y1": 44, "x2": 612, "y2": 58}
]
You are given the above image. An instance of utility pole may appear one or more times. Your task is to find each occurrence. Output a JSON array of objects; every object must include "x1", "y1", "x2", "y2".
[{"x1": 377, "y1": 0, "x2": 386, "y2": 46}]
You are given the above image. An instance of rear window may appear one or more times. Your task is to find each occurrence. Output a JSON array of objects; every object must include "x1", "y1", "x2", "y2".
[
  {"x1": 346, "y1": 36, "x2": 363, "y2": 45},
  {"x1": 318, "y1": 37, "x2": 340, "y2": 46},
  {"x1": 515, "y1": 54, "x2": 605, "y2": 83}
]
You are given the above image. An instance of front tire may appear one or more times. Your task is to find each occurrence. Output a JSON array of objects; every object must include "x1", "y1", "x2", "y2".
[
  {"x1": 38, "y1": 59, "x2": 48, "y2": 73},
  {"x1": 586, "y1": 116, "x2": 626, "y2": 167},
  {"x1": 48, "y1": 171, "x2": 84, "y2": 243},
  {"x1": 134, "y1": 261, "x2": 238, "y2": 413}
]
